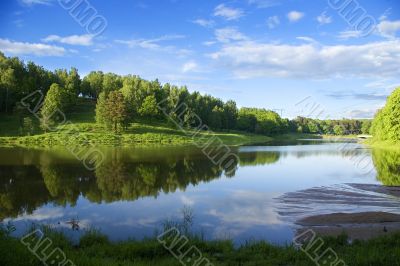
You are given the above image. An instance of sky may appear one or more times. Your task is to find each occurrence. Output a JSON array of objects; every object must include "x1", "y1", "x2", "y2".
[{"x1": 0, "y1": 0, "x2": 399, "y2": 119}]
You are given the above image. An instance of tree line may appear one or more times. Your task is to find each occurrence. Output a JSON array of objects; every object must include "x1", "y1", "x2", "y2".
[
  {"x1": 0, "y1": 52, "x2": 369, "y2": 135},
  {"x1": 370, "y1": 87, "x2": 400, "y2": 143},
  {"x1": 292, "y1": 116, "x2": 372, "y2": 135}
]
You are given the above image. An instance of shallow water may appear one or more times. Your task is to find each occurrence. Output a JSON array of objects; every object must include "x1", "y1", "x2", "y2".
[{"x1": 0, "y1": 140, "x2": 399, "y2": 244}]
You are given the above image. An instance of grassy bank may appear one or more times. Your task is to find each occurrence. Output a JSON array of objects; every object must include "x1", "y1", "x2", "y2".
[
  {"x1": 0, "y1": 101, "x2": 272, "y2": 147},
  {"x1": 0, "y1": 122, "x2": 273, "y2": 147},
  {"x1": 1, "y1": 225, "x2": 399, "y2": 266},
  {"x1": 0, "y1": 100, "x2": 356, "y2": 148}
]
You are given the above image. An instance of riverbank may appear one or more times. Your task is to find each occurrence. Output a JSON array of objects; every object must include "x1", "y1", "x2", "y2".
[
  {"x1": 0, "y1": 123, "x2": 274, "y2": 147},
  {"x1": 0, "y1": 110, "x2": 277, "y2": 147},
  {"x1": 0, "y1": 109, "x2": 326, "y2": 147},
  {"x1": 1, "y1": 224, "x2": 400, "y2": 266}
]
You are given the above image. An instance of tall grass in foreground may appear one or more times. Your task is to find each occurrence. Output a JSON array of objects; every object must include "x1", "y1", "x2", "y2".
[{"x1": 1, "y1": 217, "x2": 400, "y2": 265}]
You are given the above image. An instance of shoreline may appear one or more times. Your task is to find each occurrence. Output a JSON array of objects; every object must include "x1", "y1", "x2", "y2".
[
  {"x1": 0, "y1": 131, "x2": 320, "y2": 148},
  {"x1": 296, "y1": 212, "x2": 400, "y2": 241},
  {"x1": 2, "y1": 219, "x2": 400, "y2": 265}
]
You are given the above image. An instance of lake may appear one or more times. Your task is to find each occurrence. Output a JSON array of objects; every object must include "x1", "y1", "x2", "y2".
[{"x1": 1, "y1": 140, "x2": 399, "y2": 245}]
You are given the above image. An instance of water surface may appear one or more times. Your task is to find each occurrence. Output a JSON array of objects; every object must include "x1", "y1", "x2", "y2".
[{"x1": 0, "y1": 140, "x2": 399, "y2": 244}]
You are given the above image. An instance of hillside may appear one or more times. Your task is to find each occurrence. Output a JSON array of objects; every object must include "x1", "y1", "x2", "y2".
[{"x1": 0, "y1": 99, "x2": 272, "y2": 147}]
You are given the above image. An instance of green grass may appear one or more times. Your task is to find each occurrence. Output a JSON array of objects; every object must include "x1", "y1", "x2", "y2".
[
  {"x1": 1, "y1": 225, "x2": 400, "y2": 266},
  {"x1": 0, "y1": 100, "x2": 274, "y2": 147},
  {"x1": 0, "y1": 121, "x2": 273, "y2": 147}
]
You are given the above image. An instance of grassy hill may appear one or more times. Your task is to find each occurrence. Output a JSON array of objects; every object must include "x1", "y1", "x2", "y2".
[{"x1": 0, "y1": 99, "x2": 273, "y2": 147}]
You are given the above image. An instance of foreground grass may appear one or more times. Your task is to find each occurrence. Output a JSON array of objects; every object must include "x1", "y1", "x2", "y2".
[{"x1": 1, "y1": 226, "x2": 400, "y2": 266}]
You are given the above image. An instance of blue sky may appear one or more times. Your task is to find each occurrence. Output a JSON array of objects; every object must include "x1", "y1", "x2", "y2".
[{"x1": 0, "y1": 0, "x2": 399, "y2": 119}]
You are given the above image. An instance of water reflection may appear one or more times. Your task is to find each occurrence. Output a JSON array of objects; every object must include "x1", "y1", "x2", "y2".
[
  {"x1": 372, "y1": 148, "x2": 400, "y2": 186},
  {"x1": 0, "y1": 146, "x2": 281, "y2": 220},
  {"x1": 0, "y1": 142, "x2": 399, "y2": 243}
]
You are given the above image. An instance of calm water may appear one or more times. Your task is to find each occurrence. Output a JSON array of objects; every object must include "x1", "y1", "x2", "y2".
[{"x1": 1, "y1": 140, "x2": 399, "y2": 244}]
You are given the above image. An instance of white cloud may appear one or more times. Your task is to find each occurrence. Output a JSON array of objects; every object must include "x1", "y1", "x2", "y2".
[
  {"x1": 364, "y1": 79, "x2": 400, "y2": 92},
  {"x1": 248, "y1": 0, "x2": 281, "y2": 8},
  {"x1": 115, "y1": 35, "x2": 190, "y2": 57},
  {"x1": 42, "y1": 34, "x2": 94, "y2": 46},
  {"x1": 210, "y1": 40, "x2": 400, "y2": 79},
  {"x1": 317, "y1": 11, "x2": 332, "y2": 25},
  {"x1": 203, "y1": 41, "x2": 217, "y2": 46},
  {"x1": 215, "y1": 27, "x2": 248, "y2": 43},
  {"x1": 379, "y1": 8, "x2": 392, "y2": 21},
  {"x1": 337, "y1": 30, "x2": 363, "y2": 39},
  {"x1": 19, "y1": 0, "x2": 52, "y2": 5},
  {"x1": 287, "y1": 11, "x2": 304, "y2": 22},
  {"x1": 267, "y1": 16, "x2": 280, "y2": 29},
  {"x1": 192, "y1": 19, "x2": 215, "y2": 28},
  {"x1": 115, "y1": 35, "x2": 185, "y2": 50},
  {"x1": 296, "y1": 36, "x2": 318, "y2": 44},
  {"x1": 182, "y1": 61, "x2": 198, "y2": 73},
  {"x1": 346, "y1": 108, "x2": 380, "y2": 119},
  {"x1": 377, "y1": 20, "x2": 400, "y2": 38},
  {"x1": 0, "y1": 38, "x2": 65, "y2": 56},
  {"x1": 180, "y1": 195, "x2": 195, "y2": 206},
  {"x1": 214, "y1": 4, "x2": 244, "y2": 21}
]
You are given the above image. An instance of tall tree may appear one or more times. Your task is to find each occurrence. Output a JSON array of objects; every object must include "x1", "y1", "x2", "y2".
[
  {"x1": 96, "y1": 91, "x2": 128, "y2": 132},
  {"x1": 95, "y1": 92, "x2": 107, "y2": 125},
  {"x1": 371, "y1": 87, "x2": 400, "y2": 142},
  {"x1": 223, "y1": 100, "x2": 238, "y2": 130},
  {"x1": 138, "y1": 95, "x2": 159, "y2": 118},
  {"x1": 103, "y1": 72, "x2": 122, "y2": 94},
  {"x1": 82, "y1": 71, "x2": 104, "y2": 98},
  {"x1": 40, "y1": 83, "x2": 67, "y2": 131}
]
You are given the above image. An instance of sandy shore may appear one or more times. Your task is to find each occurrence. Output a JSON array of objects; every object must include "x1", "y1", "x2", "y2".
[
  {"x1": 297, "y1": 211, "x2": 400, "y2": 225},
  {"x1": 277, "y1": 184, "x2": 400, "y2": 240},
  {"x1": 296, "y1": 212, "x2": 400, "y2": 240}
]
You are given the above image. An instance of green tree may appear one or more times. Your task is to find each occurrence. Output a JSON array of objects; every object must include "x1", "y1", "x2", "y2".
[
  {"x1": 333, "y1": 125, "x2": 345, "y2": 135},
  {"x1": 103, "y1": 72, "x2": 122, "y2": 94},
  {"x1": 120, "y1": 75, "x2": 142, "y2": 114},
  {"x1": 95, "y1": 92, "x2": 107, "y2": 125},
  {"x1": 138, "y1": 95, "x2": 159, "y2": 118},
  {"x1": 371, "y1": 88, "x2": 400, "y2": 142},
  {"x1": 40, "y1": 83, "x2": 67, "y2": 131},
  {"x1": 223, "y1": 100, "x2": 238, "y2": 129},
  {"x1": 82, "y1": 71, "x2": 104, "y2": 98},
  {"x1": 209, "y1": 106, "x2": 224, "y2": 130},
  {"x1": 0, "y1": 67, "x2": 16, "y2": 113},
  {"x1": 237, "y1": 110, "x2": 257, "y2": 133},
  {"x1": 307, "y1": 121, "x2": 320, "y2": 134},
  {"x1": 361, "y1": 120, "x2": 372, "y2": 135},
  {"x1": 97, "y1": 91, "x2": 128, "y2": 132}
]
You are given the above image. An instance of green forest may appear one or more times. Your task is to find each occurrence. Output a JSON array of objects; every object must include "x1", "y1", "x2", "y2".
[
  {"x1": 0, "y1": 53, "x2": 371, "y2": 144},
  {"x1": 370, "y1": 87, "x2": 400, "y2": 143}
]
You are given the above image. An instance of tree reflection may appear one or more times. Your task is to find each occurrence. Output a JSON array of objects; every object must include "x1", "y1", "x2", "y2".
[
  {"x1": 0, "y1": 147, "x2": 280, "y2": 219},
  {"x1": 0, "y1": 166, "x2": 49, "y2": 220},
  {"x1": 239, "y1": 151, "x2": 280, "y2": 166},
  {"x1": 372, "y1": 148, "x2": 400, "y2": 186}
]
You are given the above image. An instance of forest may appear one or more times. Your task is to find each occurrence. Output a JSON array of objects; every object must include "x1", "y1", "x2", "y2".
[{"x1": 0, "y1": 52, "x2": 370, "y2": 137}]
